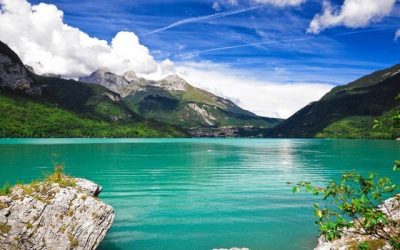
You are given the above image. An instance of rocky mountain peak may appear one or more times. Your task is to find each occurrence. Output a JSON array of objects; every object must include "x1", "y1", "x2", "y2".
[
  {"x1": 123, "y1": 70, "x2": 138, "y2": 82},
  {"x1": 163, "y1": 74, "x2": 185, "y2": 83},
  {"x1": 79, "y1": 68, "x2": 130, "y2": 89},
  {"x1": 159, "y1": 74, "x2": 188, "y2": 91},
  {"x1": 96, "y1": 67, "x2": 111, "y2": 74}
]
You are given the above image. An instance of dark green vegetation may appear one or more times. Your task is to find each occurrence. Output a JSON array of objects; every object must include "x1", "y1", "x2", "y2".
[
  {"x1": 315, "y1": 108, "x2": 400, "y2": 139},
  {"x1": 0, "y1": 91, "x2": 183, "y2": 137},
  {"x1": 269, "y1": 64, "x2": 400, "y2": 139},
  {"x1": 0, "y1": 41, "x2": 185, "y2": 138}
]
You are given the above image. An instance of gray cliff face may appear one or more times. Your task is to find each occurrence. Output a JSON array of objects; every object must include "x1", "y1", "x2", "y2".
[
  {"x1": 79, "y1": 69, "x2": 136, "y2": 97},
  {"x1": 0, "y1": 54, "x2": 41, "y2": 96},
  {"x1": 0, "y1": 178, "x2": 114, "y2": 250},
  {"x1": 315, "y1": 195, "x2": 400, "y2": 250}
]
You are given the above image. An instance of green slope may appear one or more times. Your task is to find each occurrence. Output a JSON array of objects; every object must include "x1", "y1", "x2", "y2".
[
  {"x1": 34, "y1": 75, "x2": 141, "y2": 123},
  {"x1": 0, "y1": 91, "x2": 184, "y2": 138},
  {"x1": 315, "y1": 108, "x2": 400, "y2": 139},
  {"x1": 268, "y1": 64, "x2": 400, "y2": 139},
  {"x1": 124, "y1": 85, "x2": 281, "y2": 129}
]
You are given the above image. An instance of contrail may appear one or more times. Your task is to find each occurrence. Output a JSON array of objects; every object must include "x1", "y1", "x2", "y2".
[
  {"x1": 143, "y1": 6, "x2": 261, "y2": 36},
  {"x1": 183, "y1": 27, "x2": 391, "y2": 56}
]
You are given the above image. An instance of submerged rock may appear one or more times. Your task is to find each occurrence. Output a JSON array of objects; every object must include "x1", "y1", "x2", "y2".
[
  {"x1": 0, "y1": 176, "x2": 114, "y2": 250},
  {"x1": 314, "y1": 195, "x2": 400, "y2": 250}
]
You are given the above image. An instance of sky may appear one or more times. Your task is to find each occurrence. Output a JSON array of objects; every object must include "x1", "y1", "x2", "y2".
[{"x1": 0, "y1": 0, "x2": 399, "y2": 118}]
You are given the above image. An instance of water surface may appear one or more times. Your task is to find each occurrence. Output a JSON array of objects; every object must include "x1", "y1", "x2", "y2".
[{"x1": 0, "y1": 139, "x2": 398, "y2": 250}]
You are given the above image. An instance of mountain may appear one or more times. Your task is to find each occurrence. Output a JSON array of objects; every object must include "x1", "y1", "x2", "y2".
[
  {"x1": 268, "y1": 64, "x2": 400, "y2": 139},
  {"x1": 79, "y1": 69, "x2": 282, "y2": 135},
  {"x1": 0, "y1": 41, "x2": 186, "y2": 137}
]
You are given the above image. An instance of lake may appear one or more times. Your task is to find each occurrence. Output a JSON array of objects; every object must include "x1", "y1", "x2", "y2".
[{"x1": 0, "y1": 139, "x2": 399, "y2": 250}]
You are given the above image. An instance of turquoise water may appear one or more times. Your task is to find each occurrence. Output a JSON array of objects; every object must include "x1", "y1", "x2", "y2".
[{"x1": 0, "y1": 139, "x2": 399, "y2": 250}]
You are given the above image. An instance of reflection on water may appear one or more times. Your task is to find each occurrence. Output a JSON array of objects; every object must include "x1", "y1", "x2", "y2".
[{"x1": 0, "y1": 139, "x2": 398, "y2": 250}]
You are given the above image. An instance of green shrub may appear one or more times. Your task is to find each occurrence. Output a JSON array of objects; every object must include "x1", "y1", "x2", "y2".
[{"x1": 293, "y1": 172, "x2": 400, "y2": 247}]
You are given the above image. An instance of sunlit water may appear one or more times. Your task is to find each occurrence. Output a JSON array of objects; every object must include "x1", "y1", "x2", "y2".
[{"x1": 0, "y1": 139, "x2": 399, "y2": 250}]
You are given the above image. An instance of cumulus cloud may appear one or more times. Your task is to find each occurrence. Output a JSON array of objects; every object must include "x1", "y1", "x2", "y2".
[
  {"x1": 175, "y1": 62, "x2": 333, "y2": 118},
  {"x1": 0, "y1": 0, "x2": 167, "y2": 78},
  {"x1": 308, "y1": 0, "x2": 396, "y2": 34}
]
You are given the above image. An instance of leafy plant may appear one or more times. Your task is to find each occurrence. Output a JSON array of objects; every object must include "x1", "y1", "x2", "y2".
[{"x1": 293, "y1": 172, "x2": 400, "y2": 248}]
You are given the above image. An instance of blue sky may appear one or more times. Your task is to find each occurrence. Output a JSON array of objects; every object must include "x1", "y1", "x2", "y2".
[
  {"x1": 2, "y1": 0, "x2": 400, "y2": 117},
  {"x1": 29, "y1": 0, "x2": 400, "y2": 84}
]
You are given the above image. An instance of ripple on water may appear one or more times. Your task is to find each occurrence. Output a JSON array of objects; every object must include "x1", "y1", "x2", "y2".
[{"x1": 0, "y1": 139, "x2": 398, "y2": 250}]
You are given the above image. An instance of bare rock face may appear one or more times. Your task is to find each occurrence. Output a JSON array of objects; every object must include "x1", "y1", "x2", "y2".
[
  {"x1": 314, "y1": 195, "x2": 400, "y2": 250},
  {"x1": 158, "y1": 75, "x2": 188, "y2": 91},
  {"x1": 0, "y1": 177, "x2": 114, "y2": 250},
  {"x1": 0, "y1": 54, "x2": 41, "y2": 96}
]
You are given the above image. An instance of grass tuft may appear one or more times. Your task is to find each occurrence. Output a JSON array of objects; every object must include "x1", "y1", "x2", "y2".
[
  {"x1": 0, "y1": 182, "x2": 11, "y2": 196},
  {"x1": 44, "y1": 164, "x2": 76, "y2": 188}
]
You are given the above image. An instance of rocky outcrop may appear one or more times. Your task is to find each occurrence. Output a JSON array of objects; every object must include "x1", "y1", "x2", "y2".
[
  {"x1": 315, "y1": 195, "x2": 400, "y2": 250},
  {"x1": 0, "y1": 54, "x2": 40, "y2": 96},
  {"x1": 0, "y1": 176, "x2": 114, "y2": 250}
]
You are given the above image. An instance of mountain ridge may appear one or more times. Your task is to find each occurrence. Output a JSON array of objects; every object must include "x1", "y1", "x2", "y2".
[
  {"x1": 268, "y1": 64, "x2": 400, "y2": 139},
  {"x1": 79, "y1": 68, "x2": 282, "y2": 132}
]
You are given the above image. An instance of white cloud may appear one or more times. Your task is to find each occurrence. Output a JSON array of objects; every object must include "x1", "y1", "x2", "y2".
[
  {"x1": 0, "y1": 0, "x2": 165, "y2": 78},
  {"x1": 395, "y1": 29, "x2": 400, "y2": 41},
  {"x1": 174, "y1": 62, "x2": 333, "y2": 118},
  {"x1": 308, "y1": 0, "x2": 396, "y2": 34}
]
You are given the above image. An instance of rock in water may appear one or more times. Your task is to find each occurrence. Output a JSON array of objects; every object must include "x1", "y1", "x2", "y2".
[{"x1": 0, "y1": 176, "x2": 114, "y2": 250}]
